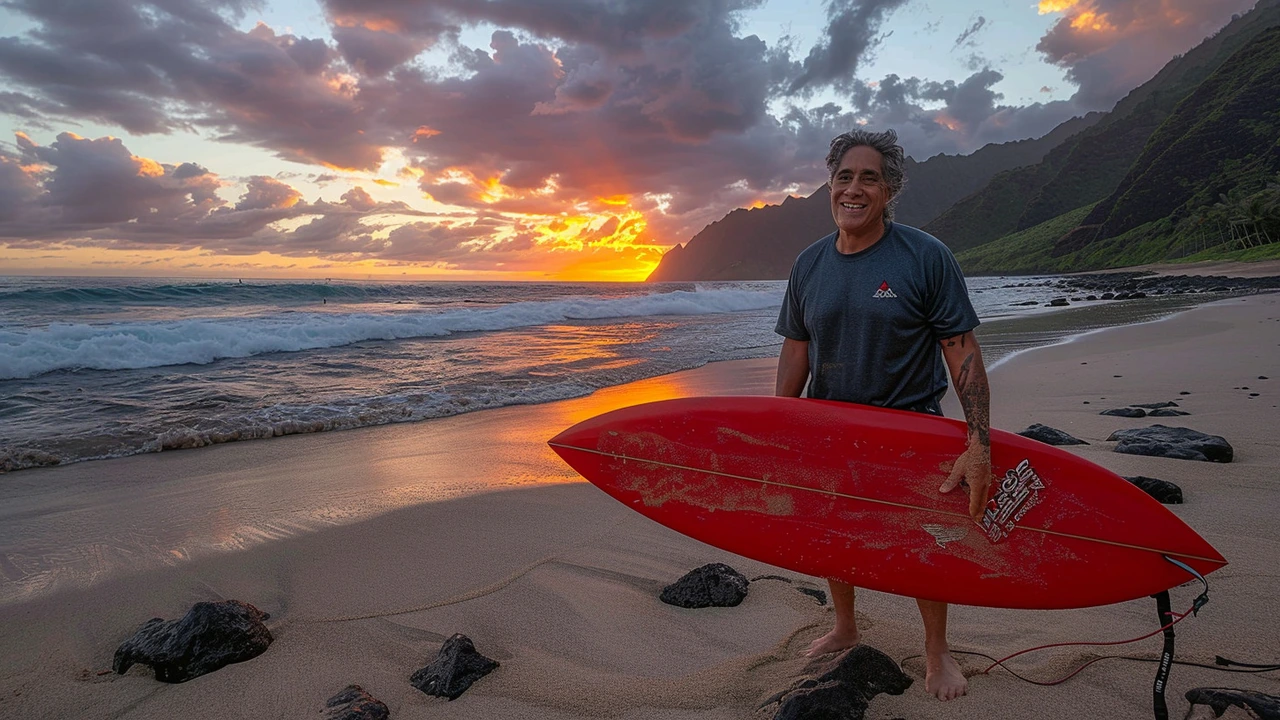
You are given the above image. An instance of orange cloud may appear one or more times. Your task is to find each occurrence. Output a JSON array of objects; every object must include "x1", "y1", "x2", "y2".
[
  {"x1": 133, "y1": 156, "x2": 165, "y2": 178},
  {"x1": 1070, "y1": 10, "x2": 1116, "y2": 32},
  {"x1": 331, "y1": 15, "x2": 402, "y2": 33},
  {"x1": 412, "y1": 126, "x2": 441, "y2": 142},
  {"x1": 1038, "y1": 0, "x2": 1080, "y2": 13},
  {"x1": 934, "y1": 114, "x2": 961, "y2": 132}
]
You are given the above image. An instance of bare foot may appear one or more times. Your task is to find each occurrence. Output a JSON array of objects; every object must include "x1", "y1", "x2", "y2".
[
  {"x1": 802, "y1": 627, "x2": 860, "y2": 657},
  {"x1": 924, "y1": 650, "x2": 967, "y2": 701}
]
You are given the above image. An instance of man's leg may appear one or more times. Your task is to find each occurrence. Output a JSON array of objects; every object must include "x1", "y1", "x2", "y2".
[
  {"x1": 918, "y1": 599, "x2": 967, "y2": 701},
  {"x1": 804, "y1": 579, "x2": 860, "y2": 657}
]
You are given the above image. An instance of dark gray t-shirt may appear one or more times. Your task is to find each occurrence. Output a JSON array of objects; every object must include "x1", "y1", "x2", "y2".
[{"x1": 775, "y1": 223, "x2": 980, "y2": 414}]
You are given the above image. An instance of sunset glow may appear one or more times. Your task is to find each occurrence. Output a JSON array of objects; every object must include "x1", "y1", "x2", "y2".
[
  {"x1": 1038, "y1": 0, "x2": 1080, "y2": 13},
  {"x1": 1070, "y1": 10, "x2": 1116, "y2": 33}
]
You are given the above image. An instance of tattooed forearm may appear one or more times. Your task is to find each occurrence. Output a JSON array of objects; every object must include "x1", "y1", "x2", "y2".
[
  {"x1": 956, "y1": 353, "x2": 973, "y2": 394},
  {"x1": 959, "y1": 356, "x2": 991, "y2": 448}
]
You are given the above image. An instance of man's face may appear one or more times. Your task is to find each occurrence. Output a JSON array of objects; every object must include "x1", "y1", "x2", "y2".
[{"x1": 830, "y1": 145, "x2": 890, "y2": 237}]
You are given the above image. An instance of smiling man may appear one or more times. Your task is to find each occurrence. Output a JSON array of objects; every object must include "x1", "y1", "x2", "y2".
[{"x1": 774, "y1": 129, "x2": 993, "y2": 701}]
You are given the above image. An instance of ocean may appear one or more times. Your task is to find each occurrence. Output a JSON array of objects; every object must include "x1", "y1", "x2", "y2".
[{"x1": 0, "y1": 275, "x2": 1214, "y2": 473}]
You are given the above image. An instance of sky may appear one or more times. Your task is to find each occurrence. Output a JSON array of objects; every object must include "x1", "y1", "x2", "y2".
[{"x1": 0, "y1": 0, "x2": 1260, "y2": 281}]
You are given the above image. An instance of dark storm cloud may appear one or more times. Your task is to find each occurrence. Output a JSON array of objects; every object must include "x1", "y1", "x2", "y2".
[
  {"x1": 1037, "y1": 0, "x2": 1257, "y2": 110},
  {"x1": 235, "y1": 176, "x2": 302, "y2": 211},
  {"x1": 0, "y1": 133, "x2": 442, "y2": 262},
  {"x1": 0, "y1": 154, "x2": 41, "y2": 223},
  {"x1": 321, "y1": 0, "x2": 763, "y2": 61},
  {"x1": 788, "y1": 0, "x2": 911, "y2": 94},
  {"x1": 0, "y1": 0, "x2": 382, "y2": 169},
  {"x1": 846, "y1": 69, "x2": 1084, "y2": 160}
]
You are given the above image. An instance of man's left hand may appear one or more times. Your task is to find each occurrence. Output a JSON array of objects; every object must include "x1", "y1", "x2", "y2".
[{"x1": 940, "y1": 442, "x2": 992, "y2": 523}]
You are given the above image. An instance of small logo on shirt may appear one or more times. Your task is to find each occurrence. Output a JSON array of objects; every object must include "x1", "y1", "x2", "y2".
[{"x1": 873, "y1": 281, "x2": 898, "y2": 299}]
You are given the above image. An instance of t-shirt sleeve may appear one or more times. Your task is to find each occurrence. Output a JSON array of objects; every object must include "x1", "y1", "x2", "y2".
[
  {"x1": 926, "y1": 244, "x2": 980, "y2": 338},
  {"x1": 775, "y1": 261, "x2": 810, "y2": 341}
]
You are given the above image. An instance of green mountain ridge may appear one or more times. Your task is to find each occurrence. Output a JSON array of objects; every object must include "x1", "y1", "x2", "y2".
[
  {"x1": 646, "y1": 0, "x2": 1280, "y2": 281},
  {"x1": 645, "y1": 115, "x2": 1101, "y2": 281},
  {"x1": 1060, "y1": 25, "x2": 1280, "y2": 253},
  {"x1": 925, "y1": 0, "x2": 1280, "y2": 255}
]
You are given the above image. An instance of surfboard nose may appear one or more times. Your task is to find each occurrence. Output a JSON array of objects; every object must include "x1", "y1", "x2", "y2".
[{"x1": 548, "y1": 418, "x2": 596, "y2": 451}]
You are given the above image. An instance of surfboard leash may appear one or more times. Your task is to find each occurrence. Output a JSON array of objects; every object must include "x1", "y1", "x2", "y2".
[{"x1": 902, "y1": 556, "x2": 1225, "y2": 719}]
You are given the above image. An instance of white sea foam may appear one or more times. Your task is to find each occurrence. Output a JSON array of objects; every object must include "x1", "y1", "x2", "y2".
[{"x1": 0, "y1": 288, "x2": 782, "y2": 379}]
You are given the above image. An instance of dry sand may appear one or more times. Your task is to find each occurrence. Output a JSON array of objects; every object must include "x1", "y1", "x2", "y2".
[{"x1": 1, "y1": 295, "x2": 1278, "y2": 719}]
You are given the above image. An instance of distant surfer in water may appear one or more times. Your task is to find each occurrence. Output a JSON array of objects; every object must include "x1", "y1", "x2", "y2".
[{"x1": 774, "y1": 128, "x2": 992, "y2": 701}]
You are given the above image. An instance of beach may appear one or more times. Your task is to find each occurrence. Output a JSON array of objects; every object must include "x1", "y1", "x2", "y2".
[{"x1": 2, "y1": 293, "x2": 1279, "y2": 719}]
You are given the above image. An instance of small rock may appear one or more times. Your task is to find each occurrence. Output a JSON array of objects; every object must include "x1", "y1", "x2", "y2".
[
  {"x1": 410, "y1": 634, "x2": 499, "y2": 701},
  {"x1": 324, "y1": 685, "x2": 390, "y2": 720},
  {"x1": 1130, "y1": 402, "x2": 1178, "y2": 409},
  {"x1": 1148, "y1": 409, "x2": 1191, "y2": 417},
  {"x1": 661, "y1": 563, "x2": 749, "y2": 608},
  {"x1": 1017, "y1": 424, "x2": 1088, "y2": 446},
  {"x1": 1185, "y1": 688, "x2": 1280, "y2": 720},
  {"x1": 1179, "y1": 391, "x2": 1191, "y2": 395},
  {"x1": 1261, "y1": 376, "x2": 1270, "y2": 380},
  {"x1": 1107, "y1": 425, "x2": 1233, "y2": 463},
  {"x1": 1101, "y1": 408, "x2": 1146, "y2": 418},
  {"x1": 113, "y1": 600, "x2": 273, "y2": 683},
  {"x1": 1124, "y1": 476, "x2": 1183, "y2": 504},
  {"x1": 1049, "y1": 298, "x2": 1070, "y2": 307},
  {"x1": 766, "y1": 646, "x2": 913, "y2": 720}
]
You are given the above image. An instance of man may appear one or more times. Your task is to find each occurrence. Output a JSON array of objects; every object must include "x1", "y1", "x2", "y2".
[{"x1": 774, "y1": 129, "x2": 992, "y2": 702}]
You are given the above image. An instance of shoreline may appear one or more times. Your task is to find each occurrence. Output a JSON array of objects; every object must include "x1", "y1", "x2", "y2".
[
  {"x1": 6, "y1": 268, "x2": 1278, "y2": 475},
  {"x1": 1, "y1": 295, "x2": 1278, "y2": 718}
]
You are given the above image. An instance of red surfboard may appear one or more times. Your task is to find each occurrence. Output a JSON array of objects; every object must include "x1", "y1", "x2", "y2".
[{"x1": 548, "y1": 396, "x2": 1226, "y2": 609}]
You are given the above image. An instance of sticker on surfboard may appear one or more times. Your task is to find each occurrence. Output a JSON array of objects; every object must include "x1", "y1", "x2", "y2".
[{"x1": 981, "y1": 459, "x2": 1047, "y2": 543}]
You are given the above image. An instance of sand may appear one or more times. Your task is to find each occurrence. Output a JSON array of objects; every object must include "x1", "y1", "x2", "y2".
[{"x1": 1, "y1": 295, "x2": 1278, "y2": 719}]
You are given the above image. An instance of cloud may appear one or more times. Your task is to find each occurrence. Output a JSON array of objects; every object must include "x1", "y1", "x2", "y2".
[
  {"x1": 3, "y1": 0, "x2": 1244, "y2": 271},
  {"x1": 788, "y1": 0, "x2": 911, "y2": 94},
  {"x1": 954, "y1": 15, "x2": 988, "y2": 49},
  {"x1": 1036, "y1": 0, "x2": 1257, "y2": 109},
  {"x1": 844, "y1": 69, "x2": 1085, "y2": 159},
  {"x1": 0, "y1": 132, "x2": 432, "y2": 256},
  {"x1": 0, "y1": 0, "x2": 383, "y2": 170}
]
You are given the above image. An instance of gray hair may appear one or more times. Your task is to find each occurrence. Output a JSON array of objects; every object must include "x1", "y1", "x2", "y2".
[{"x1": 826, "y1": 129, "x2": 907, "y2": 221}]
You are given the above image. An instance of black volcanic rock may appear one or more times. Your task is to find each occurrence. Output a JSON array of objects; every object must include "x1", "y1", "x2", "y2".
[
  {"x1": 410, "y1": 634, "x2": 499, "y2": 700},
  {"x1": 1018, "y1": 424, "x2": 1088, "y2": 445},
  {"x1": 1148, "y1": 408, "x2": 1191, "y2": 417},
  {"x1": 1108, "y1": 425, "x2": 1233, "y2": 462},
  {"x1": 1102, "y1": 407, "x2": 1146, "y2": 418},
  {"x1": 1124, "y1": 476, "x2": 1183, "y2": 504},
  {"x1": 661, "y1": 563, "x2": 749, "y2": 608},
  {"x1": 324, "y1": 685, "x2": 390, "y2": 720},
  {"x1": 113, "y1": 600, "x2": 272, "y2": 683},
  {"x1": 1185, "y1": 688, "x2": 1280, "y2": 719},
  {"x1": 766, "y1": 645, "x2": 913, "y2": 720}
]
